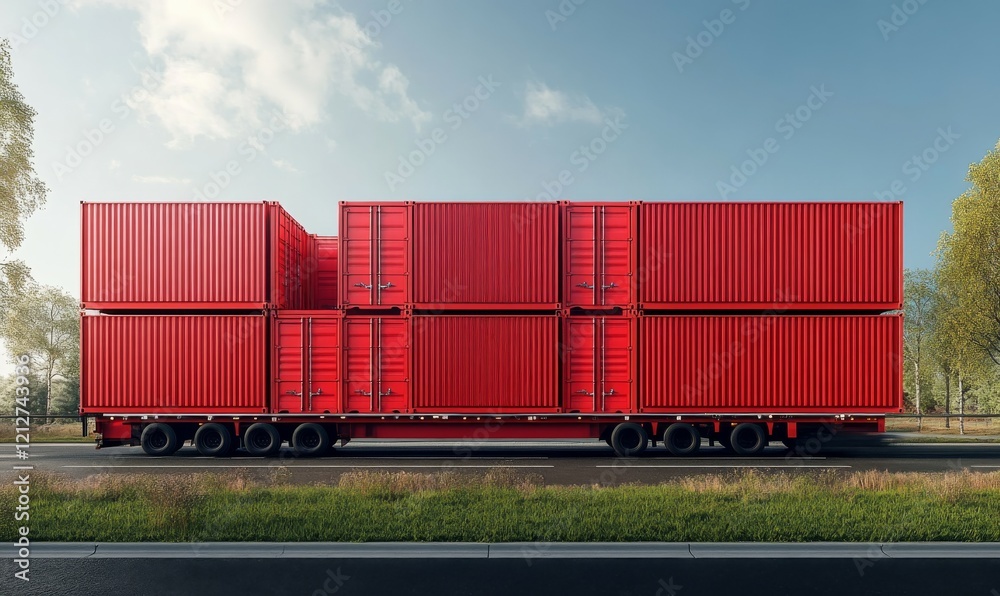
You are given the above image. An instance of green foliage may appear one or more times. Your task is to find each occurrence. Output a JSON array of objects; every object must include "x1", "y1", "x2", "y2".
[
  {"x1": 0, "y1": 38, "x2": 47, "y2": 335},
  {"x1": 5, "y1": 471, "x2": 1000, "y2": 542},
  {"x1": 1, "y1": 284, "x2": 80, "y2": 418}
]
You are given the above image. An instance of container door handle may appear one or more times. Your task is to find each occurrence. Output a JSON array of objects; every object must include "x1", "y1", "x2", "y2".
[
  {"x1": 354, "y1": 282, "x2": 373, "y2": 290},
  {"x1": 380, "y1": 388, "x2": 393, "y2": 397},
  {"x1": 603, "y1": 388, "x2": 617, "y2": 396},
  {"x1": 601, "y1": 282, "x2": 618, "y2": 290},
  {"x1": 575, "y1": 389, "x2": 594, "y2": 396},
  {"x1": 378, "y1": 281, "x2": 394, "y2": 290},
  {"x1": 285, "y1": 390, "x2": 302, "y2": 396},
  {"x1": 310, "y1": 388, "x2": 323, "y2": 397},
  {"x1": 576, "y1": 282, "x2": 594, "y2": 290},
  {"x1": 355, "y1": 389, "x2": 372, "y2": 396}
]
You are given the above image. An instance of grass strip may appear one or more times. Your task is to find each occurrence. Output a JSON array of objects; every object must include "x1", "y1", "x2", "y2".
[{"x1": 3, "y1": 469, "x2": 1000, "y2": 542}]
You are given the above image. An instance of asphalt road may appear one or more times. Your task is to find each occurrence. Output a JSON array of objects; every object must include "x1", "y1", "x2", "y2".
[
  {"x1": 4, "y1": 555, "x2": 999, "y2": 596},
  {"x1": 5, "y1": 437, "x2": 1000, "y2": 485}
]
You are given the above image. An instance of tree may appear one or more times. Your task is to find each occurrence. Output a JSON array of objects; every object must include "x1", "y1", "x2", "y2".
[
  {"x1": 2, "y1": 285, "x2": 79, "y2": 423},
  {"x1": 903, "y1": 268, "x2": 937, "y2": 430},
  {"x1": 0, "y1": 38, "x2": 47, "y2": 334},
  {"x1": 936, "y1": 140, "x2": 1000, "y2": 433},
  {"x1": 936, "y1": 141, "x2": 1000, "y2": 365}
]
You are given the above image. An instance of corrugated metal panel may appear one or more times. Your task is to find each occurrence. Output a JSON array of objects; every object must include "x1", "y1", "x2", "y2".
[
  {"x1": 563, "y1": 316, "x2": 636, "y2": 413},
  {"x1": 413, "y1": 315, "x2": 559, "y2": 410},
  {"x1": 272, "y1": 312, "x2": 340, "y2": 413},
  {"x1": 80, "y1": 314, "x2": 267, "y2": 413},
  {"x1": 340, "y1": 203, "x2": 410, "y2": 308},
  {"x1": 312, "y1": 236, "x2": 339, "y2": 308},
  {"x1": 413, "y1": 203, "x2": 560, "y2": 308},
  {"x1": 638, "y1": 314, "x2": 903, "y2": 412},
  {"x1": 271, "y1": 203, "x2": 310, "y2": 310},
  {"x1": 563, "y1": 203, "x2": 636, "y2": 308},
  {"x1": 342, "y1": 316, "x2": 410, "y2": 412},
  {"x1": 81, "y1": 202, "x2": 311, "y2": 310},
  {"x1": 638, "y1": 202, "x2": 903, "y2": 310}
]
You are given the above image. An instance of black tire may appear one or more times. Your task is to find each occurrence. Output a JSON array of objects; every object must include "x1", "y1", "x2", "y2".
[
  {"x1": 730, "y1": 423, "x2": 767, "y2": 456},
  {"x1": 663, "y1": 423, "x2": 700, "y2": 456},
  {"x1": 292, "y1": 423, "x2": 330, "y2": 457},
  {"x1": 140, "y1": 423, "x2": 179, "y2": 456},
  {"x1": 194, "y1": 423, "x2": 232, "y2": 457},
  {"x1": 243, "y1": 423, "x2": 282, "y2": 457},
  {"x1": 610, "y1": 423, "x2": 648, "y2": 457}
]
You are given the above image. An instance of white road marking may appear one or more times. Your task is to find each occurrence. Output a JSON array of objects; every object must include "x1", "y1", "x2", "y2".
[
  {"x1": 62, "y1": 464, "x2": 555, "y2": 469},
  {"x1": 595, "y1": 464, "x2": 851, "y2": 469}
]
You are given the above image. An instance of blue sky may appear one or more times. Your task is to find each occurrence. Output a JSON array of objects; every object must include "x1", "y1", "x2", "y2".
[{"x1": 3, "y1": 0, "x2": 999, "y2": 294}]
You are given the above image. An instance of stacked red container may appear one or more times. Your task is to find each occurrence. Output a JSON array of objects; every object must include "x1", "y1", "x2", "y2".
[
  {"x1": 338, "y1": 201, "x2": 565, "y2": 413},
  {"x1": 79, "y1": 201, "x2": 326, "y2": 416}
]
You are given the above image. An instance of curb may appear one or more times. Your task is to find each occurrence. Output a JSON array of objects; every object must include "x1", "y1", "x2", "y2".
[{"x1": 7, "y1": 542, "x2": 1000, "y2": 559}]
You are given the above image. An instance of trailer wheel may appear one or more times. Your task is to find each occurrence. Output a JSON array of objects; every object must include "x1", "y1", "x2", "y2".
[
  {"x1": 140, "y1": 423, "x2": 179, "y2": 456},
  {"x1": 663, "y1": 423, "x2": 700, "y2": 456},
  {"x1": 194, "y1": 423, "x2": 232, "y2": 457},
  {"x1": 610, "y1": 423, "x2": 648, "y2": 457},
  {"x1": 243, "y1": 423, "x2": 282, "y2": 457},
  {"x1": 730, "y1": 423, "x2": 767, "y2": 456},
  {"x1": 292, "y1": 423, "x2": 330, "y2": 457}
]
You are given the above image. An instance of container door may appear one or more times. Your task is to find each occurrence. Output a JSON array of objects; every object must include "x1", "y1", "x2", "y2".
[
  {"x1": 341, "y1": 205, "x2": 409, "y2": 307},
  {"x1": 343, "y1": 317, "x2": 409, "y2": 413},
  {"x1": 599, "y1": 317, "x2": 634, "y2": 413},
  {"x1": 273, "y1": 317, "x2": 306, "y2": 412},
  {"x1": 563, "y1": 317, "x2": 634, "y2": 413},
  {"x1": 564, "y1": 205, "x2": 634, "y2": 308},
  {"x1": 599, "y1": 205, "x2": 634, "y2": 308},
  {"x1": 306, "y1": 317, "x2": 340, "y2": 413},
  {"x1": 564, "y1": 318, "x2": 599, "y2": 412},
  {"x1": 565, "y1": 208, "x2": 598, "y2": 308}
]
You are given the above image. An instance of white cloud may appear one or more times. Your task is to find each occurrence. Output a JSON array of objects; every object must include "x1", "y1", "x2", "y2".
[
  {"x1": 132, "y1": 174, "x2": 192, "y2": 184},
  {"x1": 325, "y1": 137, "x2": 338, "y2": 152},
  {"x1": 518, "y1": 80, "x2": 609, "y2": 127},
  {"x1": 73, "y1": 0, "x2": 431, "y2": 147},
  {"x1": 272, "y1": 159, "x2": 299, "y2": 173},
  {"x1": 109, "y1": 159, "x2": 121, "y2": 171}
]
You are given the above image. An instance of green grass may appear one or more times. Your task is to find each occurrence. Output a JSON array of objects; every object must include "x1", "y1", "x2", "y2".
[{"x1": 4, "y1": 469, "x2": 1000, "y2": 542}]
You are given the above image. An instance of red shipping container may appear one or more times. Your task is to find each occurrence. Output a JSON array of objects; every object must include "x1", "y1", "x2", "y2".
[
  {"x1": 312, "y1": 235, "x2": 339, "y2": 309},
  {"x1": 340, "y1": 202, "x2": 411, "y2": 308},
  {"x1": 412, "y1": 202, "x2": 560, "y2": 309},
  {"x1": 342, "y1": 316, "x2": 410, "y2": 413},
  {"x1": 563, "y1": 202, "x2": 636, "y2": 309},
  {"x1": 272, "y1": 312, "x2": 340, "y2": 414},
  {"x1": 563, "y1": 315, "x2": 636, "y2": 413},
  {"x1": 639, "y1": 202, "x2": 903, "y2": 310},
  {"x1": 80, "y1": 313, "x2": 267, "y2": 414},
  {"x1": 81, "y1": 201, "x2": 310, "y2": 310},
  {"x1": 412, "y1": 315, "x2": 559, "y2": 411},
  {"x1": 639, "y1": 314, "x2": 902, "y2": 413}
]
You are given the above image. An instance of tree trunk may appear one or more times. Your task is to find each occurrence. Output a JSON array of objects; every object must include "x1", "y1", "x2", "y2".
[
  {"x1": 944, "y1": 371, "x2": 951, "y2": 429},
  {"x1": 914, "y1": 359, "x2": 922, "y2": 432},
  {"x1": 45, "y1": 365, "x2": 54, "y2": 426},
  {"x1": 958, "y1": 372, "x2": 965, "y2": 436}
]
